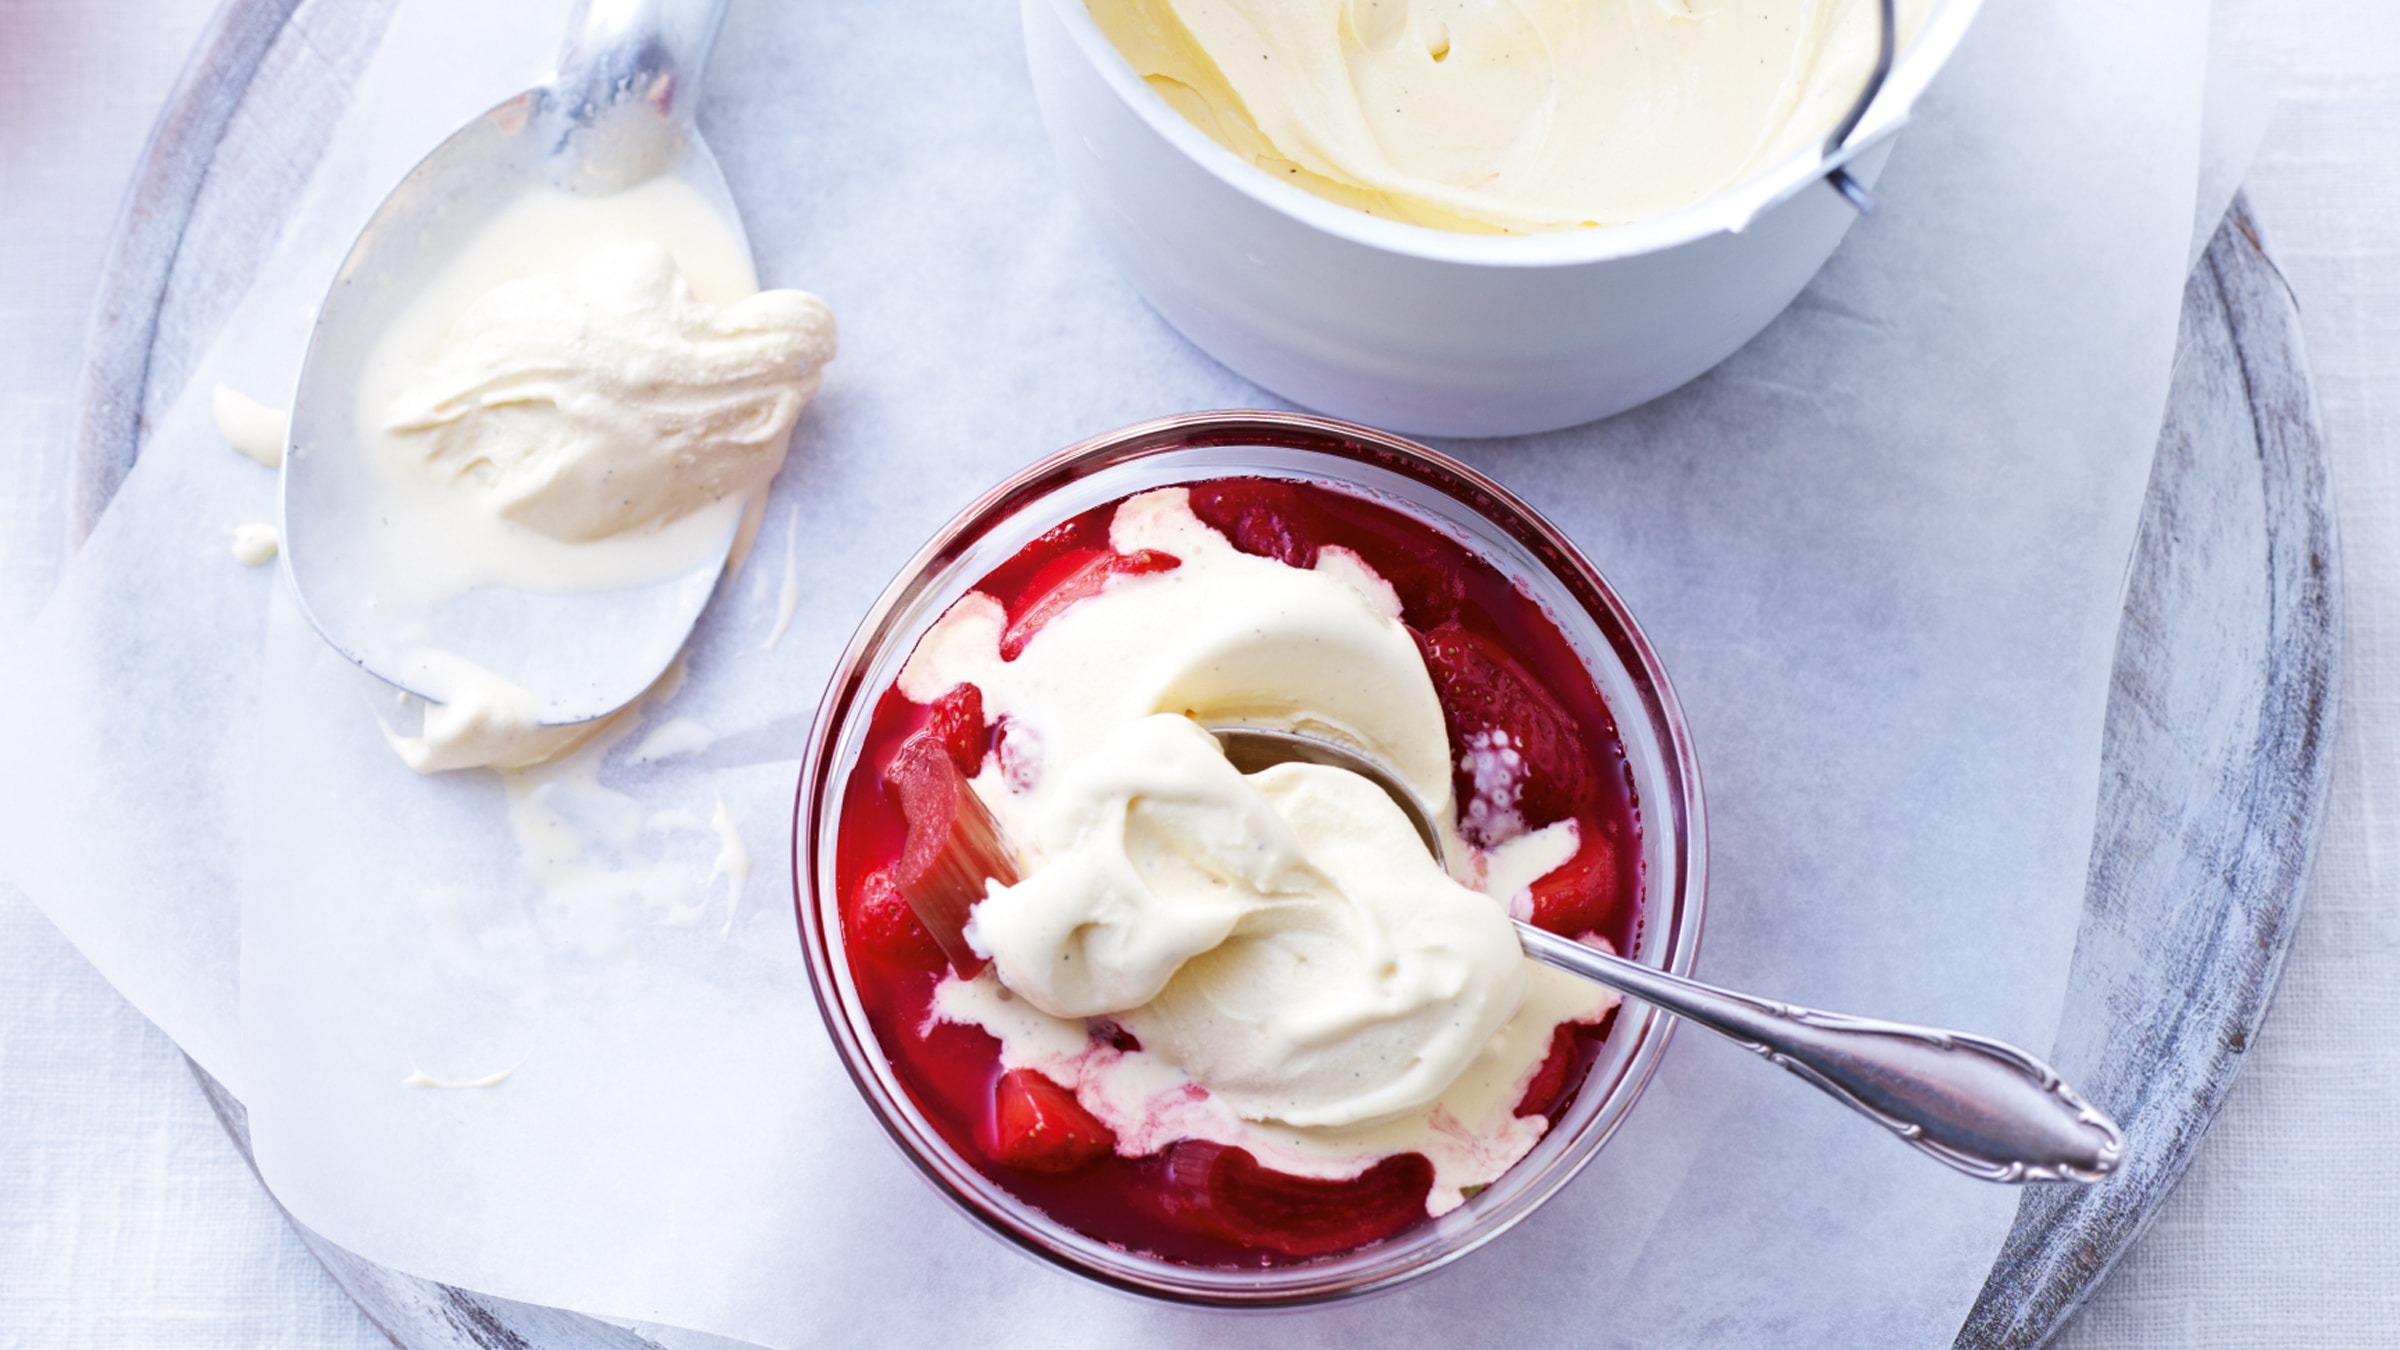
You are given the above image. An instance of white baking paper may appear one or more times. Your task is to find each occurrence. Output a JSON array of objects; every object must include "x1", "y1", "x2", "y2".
[
  {"x1": 0, "y1": 2, "x2": 568, "y2": 1089},
  {"x1": 1, "y1": 0, "x2": 2209, "y2": 1343}
]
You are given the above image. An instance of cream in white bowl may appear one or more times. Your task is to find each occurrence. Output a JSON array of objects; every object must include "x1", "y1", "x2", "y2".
[{"x1": 1021, "y1": 0, "x2": 1984, "y2": 436}]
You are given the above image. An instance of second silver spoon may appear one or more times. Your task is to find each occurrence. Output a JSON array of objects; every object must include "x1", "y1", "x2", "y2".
[{"x1": 1214, "y1": 726, "x2": 2125, "y2": 1185}]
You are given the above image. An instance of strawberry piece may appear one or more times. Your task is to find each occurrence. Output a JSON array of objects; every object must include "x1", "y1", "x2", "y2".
[
  {"x1": 1525, "y1": 828, "x2": 1622, "y2": 938},
  {"x1": 923, "y1": 682, "x2": 989, "y2": 778},
  {"x1": 1381, "y1": 549, "x2": 1464, "y2": 629},
  {"x1": 1157, "y1": 1142, "x2": 1433, "y2": 1257},
  {"x1": 991, "y1": 714, "x2": 1040, "y2": 793},
  {"x1": 991, "y1": 1068, "x2": 1116, "y2": 1173},
  {"x1": 998, "y1": 548, "x2": 1181, "y2": 661},
  {"x1": 1187, "y1": 478, "x2": 1320, "y2": 569},
  {"x1": 847, "y1": 870, "x2": 946, "y2": 971},
  {"x1": 1415, "y1": 619, "x2": 1590, "y2": 838},
  {"x1": 885, "y1": 734, "x2": 1018, "y2": 976},
  {"x1": 1515, "y1": 1023, "x2": 1583, "y2": 1119}
]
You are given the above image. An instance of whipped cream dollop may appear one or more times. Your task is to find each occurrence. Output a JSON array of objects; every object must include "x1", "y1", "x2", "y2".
[
  {"x1": 901, "y1": 486, "x2": 1456, "y2": 840},
  {"x1": 385, "y1": 241, "x2": 835, "y2": 543},
  {"x1": 339, "y1": 177, "x2": 837, "y2": 774},
  {"x1": 1088, "y1": 0, "x2": 1929, "y2": 232},
  {"x1": 905, "y1": 487, "x2": 1616, "y2": 1203},
  {"x1": 969, "y1": 714, "x2": 1526, "y2": 1128}
]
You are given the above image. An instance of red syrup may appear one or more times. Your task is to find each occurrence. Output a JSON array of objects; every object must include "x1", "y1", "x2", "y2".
[{"x1": 830, "y1": 477, "x2": 1642, "y2": 1267}]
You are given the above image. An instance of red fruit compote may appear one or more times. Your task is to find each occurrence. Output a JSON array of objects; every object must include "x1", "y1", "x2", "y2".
[{"x1": 799, "y1": 415, "x2": 1702, "y2": 1305}]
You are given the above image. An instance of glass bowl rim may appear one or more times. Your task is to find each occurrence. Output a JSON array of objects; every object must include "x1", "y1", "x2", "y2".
[{"x1": 792, "y1": 409, "x2": 1709, "y2": 1307}]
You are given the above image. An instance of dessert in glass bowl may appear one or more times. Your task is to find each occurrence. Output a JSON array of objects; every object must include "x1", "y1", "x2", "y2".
[{"x1": 796, "y1": 412, "x2": 1703, "y2": 1303}]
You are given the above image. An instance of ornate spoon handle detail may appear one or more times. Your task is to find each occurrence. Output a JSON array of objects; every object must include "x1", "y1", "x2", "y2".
[{"x1": 1516, "y1": 924, "x2": 2125, "y2": 1183}]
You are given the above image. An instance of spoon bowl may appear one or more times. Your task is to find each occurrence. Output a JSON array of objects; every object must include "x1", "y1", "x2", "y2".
[{"x1": 281, "y1": 0, "x2": 737, "y2": 726}]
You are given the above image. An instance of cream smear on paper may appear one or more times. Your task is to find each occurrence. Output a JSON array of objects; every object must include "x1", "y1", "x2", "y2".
[
  {"x1": 230, "y1": 523, "x2": 280, "y2": 566},
  {"x1": 1088, "y1": 0, "x2": 1932, "y2": 232},
  {"x1": 216, "y1": 387, "x2": 286, "y2": 566},
  {"x1": 906, "y1": 488, "x2": 1615, "y2": 1210},
  {"x1": 213, "y1": 384, "x2": 288, "y2": 467},
  {"x1": 759, "y1": 502, "x2": 802, "y2": 651},
  {"x1": 629, "y1": 716, "x2": 715, "y2": 764},
  {"x1": 404, "y1": 1062, "x2": 520, "y2": 1089},
  {"x1": 344, "y1": 174, "x2": 834, "y2": 773},
  {"x1": 499, "y1": 703, "x2": 757, "y2": 952},
  {"x1": 382, "y1": 652, "x2": 614, "y2": 773}
]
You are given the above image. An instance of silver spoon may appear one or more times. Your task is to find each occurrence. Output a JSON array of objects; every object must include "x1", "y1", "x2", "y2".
[
  {"x1": 1214, "y1": 727, "x2": 2125, "y2": 1185},
  {"x1": 282, "y1": 0, "x2": 737, "y2": 727}
]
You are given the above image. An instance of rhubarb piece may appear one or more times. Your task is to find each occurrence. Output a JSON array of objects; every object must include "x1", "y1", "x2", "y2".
[
  {"x1": 990, "y1": 1068, "x2": 1116, "y2": 1173},
  {"x1": 1158, "y1": 1142, "x2": 1433, "y2": 1258},
  {"x1": 885, "y1": 733, "x2": 1017, "y2": 975},
  {"x1": 1514, "y1": 1022, "x2": 1582, "y2": 1119},
  {"x1": 1525, "y1": 829, "x2": 1623, "y2": 938},
  {"x1": 924, "y1": 681, "x2": 989, "y2": 778},
  {"x1": 1416, "y1": 619, "x2": 1590, "y2": 836},
  {"x1": 999, "y1": 547, "x2": 1181, "y2": 661}
]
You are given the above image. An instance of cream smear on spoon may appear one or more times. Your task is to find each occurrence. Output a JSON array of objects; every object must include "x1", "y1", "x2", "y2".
[{"x1": 352, "y1": 174, "x2": 834, "y2": 771}]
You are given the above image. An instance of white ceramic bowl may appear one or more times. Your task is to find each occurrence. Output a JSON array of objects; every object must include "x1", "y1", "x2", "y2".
[{"x1": 1020, "y1": 0, "x2": 1984, "y2": 437}]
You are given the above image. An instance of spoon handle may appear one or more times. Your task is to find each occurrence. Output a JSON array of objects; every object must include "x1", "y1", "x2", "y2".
[
  {"x1": 1515, "y1": 923, "x2": 2124, "y2": 1183},
  {"x1": 554, "y1": 0, "x2": 731, "y2": 126}
]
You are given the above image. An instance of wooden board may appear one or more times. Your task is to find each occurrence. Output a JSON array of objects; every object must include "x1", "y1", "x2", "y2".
[
  {"x1": 72, "y1": 2, "x2": 2341, "y2": 1345},
  {"x1": 1955, "y1": 197, "x2": 2341, "y2": 1347}
]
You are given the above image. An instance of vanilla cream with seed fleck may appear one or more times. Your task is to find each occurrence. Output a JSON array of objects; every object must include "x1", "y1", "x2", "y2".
[
  {"x1": 905, "y1": 487, "x2": 1617, "y2": 1211},
  {"x1": 348, "y1": 175, "x2": 836, "y2": 772},
  {"x1": 1088, "y1": 0, "x2": 1930, "y2": 232}
]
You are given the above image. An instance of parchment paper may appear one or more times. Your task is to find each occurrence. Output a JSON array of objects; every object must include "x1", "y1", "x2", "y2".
[
  {"x1": 1, "y1": 0, "x2": 2209, "y2": 1343},
  {"x1": 0, "y1": 2, "x2": 566, "y2": 1089}
]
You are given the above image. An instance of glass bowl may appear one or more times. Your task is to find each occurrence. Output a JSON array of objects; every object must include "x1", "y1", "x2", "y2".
[{"x1": 793, "y1": 410, "x2": 1707, "y2": 1305}]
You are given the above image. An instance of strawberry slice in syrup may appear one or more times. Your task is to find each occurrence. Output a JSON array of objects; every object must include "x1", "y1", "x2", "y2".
[
  {"x1": 922, "y1": 682, "x2": 990, "y2": 778},
  {"x1": 1415, "y1": 619, "x2": 1592, "y2": 841},
  {"x1": 991, "y1": 1069, "x2": 1116, "y2": 1174},
  {"x1": 998, "y1": 548, "x2": 1180, "y2": 661},
  {"x1": 1514, "y1": 1023, "x2": 1582, "y2": 1119},
  {"x1": 1525, "y1": 828, "x2": 1623, "y2": 939},
  {"x1": 1156, "y1": 1142, "x2": 1434, "y2": 1258},
  {"x1": 847, "y1": 870, "x2": 947, "y2": 971}
]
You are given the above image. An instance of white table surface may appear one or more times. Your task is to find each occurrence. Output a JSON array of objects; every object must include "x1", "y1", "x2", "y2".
[{"x1": 1, "y1": 2, "x2": 2392, "y2": 1345}]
